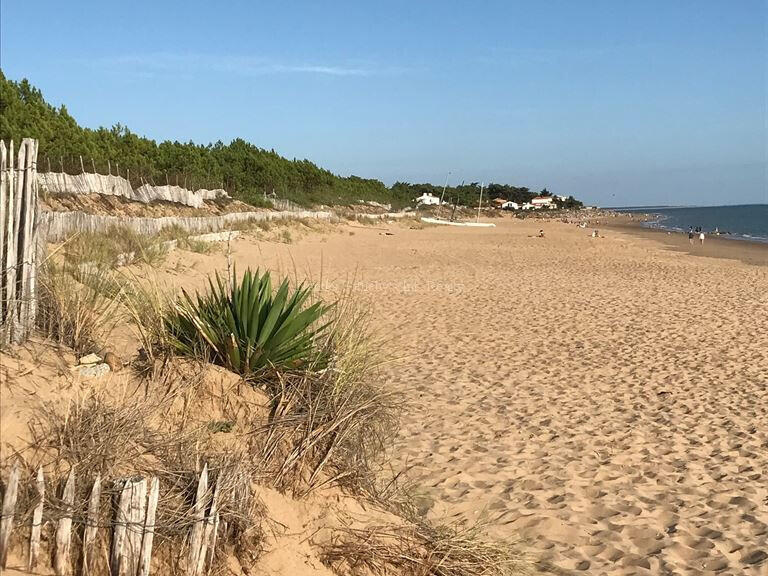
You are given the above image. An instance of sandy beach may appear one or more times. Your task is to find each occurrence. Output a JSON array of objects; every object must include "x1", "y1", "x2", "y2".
[
  {"x1": 604, "y1": 216, "x2": 768, "y2": 267},
  {"x1": 117, "y1": 215, "x2": 766, "y2": 575}
]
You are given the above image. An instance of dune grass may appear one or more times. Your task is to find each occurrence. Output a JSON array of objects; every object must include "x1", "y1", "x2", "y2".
[
  {"x1": 320, "y1": 520, "x2": 530, "y2": 576},
  {"x1": 37, "y1": 260, "x2": 124, "y2": 353}
]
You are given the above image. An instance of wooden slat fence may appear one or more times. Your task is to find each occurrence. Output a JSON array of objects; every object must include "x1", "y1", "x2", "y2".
[
  {"x1": 0, "y1": 464, "x2": 221, "y2": 576},
  {"x1": 1, "y1": 138, "x2": 41, "y2": 347},
  {"x1": 42, "y1": 208, "x2": 333, "y2": 243},
  {"x1": 37, "y1": 171, "x2": 230, "y2": 209}
]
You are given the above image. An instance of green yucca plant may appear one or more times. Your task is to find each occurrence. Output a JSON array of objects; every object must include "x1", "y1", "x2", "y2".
[{"x1": 165, "y1": 268, "x2": 332, "y2": 376}]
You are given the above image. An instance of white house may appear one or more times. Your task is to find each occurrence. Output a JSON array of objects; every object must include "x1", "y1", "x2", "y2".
[
  {"x1": 501, "y1": 201, "x2": 520, "y2": 210},
  {"x1": 531, "y1": 196, "x2": 555, "y2": 208},
  {"x1": 522, "y1": 202, "x2": 535, "y2": 210},
  {"x1": 557, "y1": 195, "x2": 568, "y2": 202},
  {"x1": 416, "y1": 192, "x2": 441, "y2": 205}
]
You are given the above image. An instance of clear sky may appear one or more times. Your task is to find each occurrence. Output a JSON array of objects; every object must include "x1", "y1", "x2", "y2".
[{"x1": 2, "y1": 0, "x2": 766, "y2": 206}]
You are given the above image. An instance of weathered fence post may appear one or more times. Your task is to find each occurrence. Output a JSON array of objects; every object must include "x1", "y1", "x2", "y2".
[
  {"x1": 28, "y1": 466, "x2": 45, "y2": 570},
  {"x1": 54, "y1": 468, "x2": 76, "y2": 576},
  {"x1": 11, "y1": 140, "x2": 29, "y2": 340},
  {"x1": 137, "y1": 478, "x2": 159, "y2": 576},
  {"x1": 112, "y1": 480, "x2": 131, "y2": 576},
  {"x1": 198, "y1": 473, "x2": 222, "y2": 575},
  {"x1": 0, "y1": 141, "x2": 7, "y2": 325},
  {"x1": 3, "y1": 140, "x2": 23, "y2": 343},
  {"x1": 82, "y1": 474, "x2": 102, "y2": 575},
  {"x1": 1, "y1": 138, "x2": 40, "y2": 346},
  {"x1": 188, "y1": 464, "x2": 208, "y2": 576},
  {"x1": 112, "y1": 478, "x2": 147, "y2": 576},
  {"x1": 0, "y1": 460, "x2": 20, "y2": 568},
  {"x1": 19, "y1": 139, "x2": 39, "y2": 341},
  {"x1": 127, "y1": 479, "x2": 147, "y2": 576}
]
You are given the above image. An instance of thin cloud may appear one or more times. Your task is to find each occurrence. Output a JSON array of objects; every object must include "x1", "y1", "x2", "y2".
[{"x1": 89, "y1": 53, "x2": 393, "y2": 77}]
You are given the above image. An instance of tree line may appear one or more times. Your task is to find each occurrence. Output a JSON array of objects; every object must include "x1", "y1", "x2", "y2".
[{"x1": 0, "y1": 71, "x2": 581, "y2": 209}]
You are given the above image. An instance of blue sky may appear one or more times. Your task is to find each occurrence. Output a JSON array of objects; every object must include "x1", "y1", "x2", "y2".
[{"x1": 2, "y1": 0, "x2": 766, "y2": 206}]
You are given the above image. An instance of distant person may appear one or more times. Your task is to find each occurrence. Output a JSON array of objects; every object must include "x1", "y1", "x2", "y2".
[
  {"x1": 592, "y1": 229, "x2": 599, "y2": 238},
  {"x1": 688, "y1": 228, "x2": 694, "y2": 244},
  {"x1": 537, "y1": 229, "x2": 545, "y2": 238},
  {"x1": 699, "y1": 231, "x2": 705, "y2": 245}
]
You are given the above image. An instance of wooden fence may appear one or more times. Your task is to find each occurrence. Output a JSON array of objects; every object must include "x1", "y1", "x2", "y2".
[
  {"x1": 0, "y1": 138, "x2": 42, "y2": 347},
  {"x1": 42, "y1": 208, "x2": 333, "y2": 243},
  {"x1": 38, "y1": 171, "x2": 229, "y2": 209},
  {"x1": 0, "y1": 462, "x2": 221, "y2": 576}
]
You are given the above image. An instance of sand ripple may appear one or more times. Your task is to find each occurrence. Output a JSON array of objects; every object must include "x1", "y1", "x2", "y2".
[{"x1": 367, "y1": 222, "x2": 768, "y2": 575}]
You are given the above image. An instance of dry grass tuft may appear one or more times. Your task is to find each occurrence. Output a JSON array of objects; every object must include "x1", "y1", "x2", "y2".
[
  {"x1": 63, "y1": 226, "x2": 167, "y2": 269},
  {"x1": 258, "y1": 297, "x2": 400, "y2": 495},
  {"x1": 14, "y1": 368, "x2": 265, "y2": 571},
  {"x1": 37, "y1": 260, "x2": 124, "y2": 353},
  {"x1": 120, "y1": 270, "x2": 176, "y2": 366},
  {"x1": 320, "y1": 520, "x2": 530, "y2": 576}
]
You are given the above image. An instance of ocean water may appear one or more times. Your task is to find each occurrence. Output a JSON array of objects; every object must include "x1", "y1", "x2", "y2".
[{"x1": 620, "y1": 204, "x2": 768, "y2": 244}]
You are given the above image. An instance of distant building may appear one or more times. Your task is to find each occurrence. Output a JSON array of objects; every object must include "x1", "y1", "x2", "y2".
[
  {"x1": 416, "y1": 192, "x2": 440, "y2": 205},
  {"x1": 522, "y1": 202, "x2": 535, "y2": 210},
  {"x1": 531, "y1": 196, "x2": 555, "y2": 208},
  {"x1": 501, "y1": 201, "x2": 520, "y2": 210},
  {"x1": 492, "y1": 198, "x2": 507, "y2": 208},
  {"x1": 557, "y1": 195, "x2": 568, "y2": 202}
]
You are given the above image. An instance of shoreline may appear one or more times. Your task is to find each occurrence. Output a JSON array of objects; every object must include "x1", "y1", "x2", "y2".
[{"x1": 602, "y1": 214, "x2": 768, "y2": 267}]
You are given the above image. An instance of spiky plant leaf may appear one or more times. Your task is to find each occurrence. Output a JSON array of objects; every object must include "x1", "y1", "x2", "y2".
[{"x1": 165, "y1": 268, "x2": 331, "y2": 376}]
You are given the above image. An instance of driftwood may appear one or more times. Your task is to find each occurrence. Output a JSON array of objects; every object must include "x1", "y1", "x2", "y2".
[{"x1": 0, "y1": 460, "x2": 20, "y2": 568}]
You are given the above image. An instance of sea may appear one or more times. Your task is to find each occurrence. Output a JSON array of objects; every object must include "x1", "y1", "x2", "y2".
[{"x1": 616, "y1": 204, "x2": 768, "y2": 244}]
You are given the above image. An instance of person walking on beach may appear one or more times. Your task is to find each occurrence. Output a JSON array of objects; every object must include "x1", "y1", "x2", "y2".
[
  {"x1": 688, "y1": 227, "x2": 694, "y2": 244},
  {"x1": 699, "y1": 231, "x2": 705, "y2": 245}
]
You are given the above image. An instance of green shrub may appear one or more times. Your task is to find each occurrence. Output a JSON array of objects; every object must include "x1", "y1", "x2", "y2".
[{"x1": 165, "y1": 268, "x2": 332, "y2": 376}]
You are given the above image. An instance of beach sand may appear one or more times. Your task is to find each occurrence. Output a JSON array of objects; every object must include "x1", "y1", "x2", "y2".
[
  {"x1": 105, "y1": 216, "x2": 768, "y2": 575},
  {"x1": 604, "y1": 216, "x2": 768, "y2": 267}
]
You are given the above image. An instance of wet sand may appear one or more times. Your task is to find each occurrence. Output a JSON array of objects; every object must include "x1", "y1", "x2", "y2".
[{"x1": 603, "y1": 216, "x2": 768, "y2": 267}]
